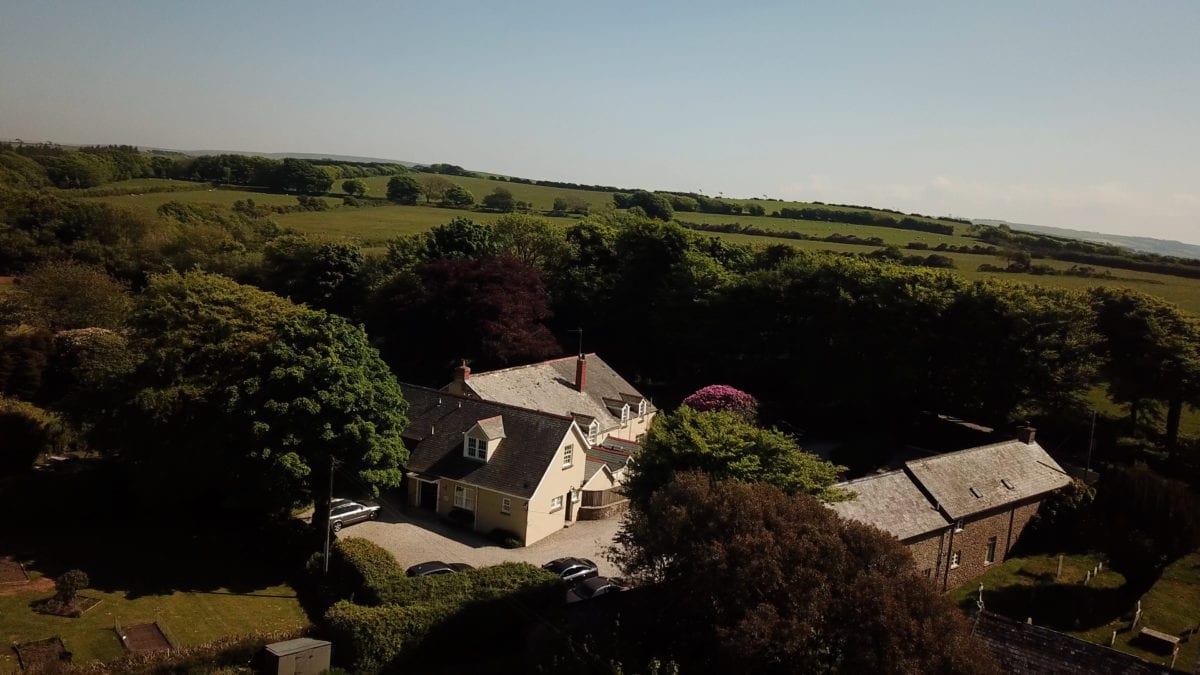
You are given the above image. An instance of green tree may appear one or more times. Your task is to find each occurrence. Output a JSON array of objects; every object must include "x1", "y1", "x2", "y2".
[
  {"x1": 420, "y1": 175, "x2": 455, "y2": 204},
  {"x1": 272, "y1": 158, "x2": 333, "y2": 194},
  {"x1": 624, "y1": 406, "x2": 845, "y2": 510},
  {"x1": 386, "y1": 175, "x2": 423, "y2": 205},
  {"x1": 481, "y1": 187, "x2": 516, "y2": 212},
  {"x1": 342, "y1": 179, "x2": 368, "y2": 197},
  {"x1": 116, "y1": 272, "x2": 408, "y2": 531},
  {"x1": 443, "y1": 184, "x2": 475, "y2": 208},
  {"x1": 54, "y1": 569, "x2": 89, "y2": 606},
  {"x1": 4, "y1": 260, "x2": 131, "y2": 331},
  {"x1": 628, "y1": 191, "x2": 674, "y2": 221},
  {"x1": 424, "y1": 217, "x2": 498, "y2": 260},
  {"x1": 0, "y1": 396, "x2": 72, "y2": 475},
  {"x1": 610, "y1": 473, "x2": 996, "y2": 674},
  {"x1": 492, "y1": 214, "x2": 570, "y2": 270}
]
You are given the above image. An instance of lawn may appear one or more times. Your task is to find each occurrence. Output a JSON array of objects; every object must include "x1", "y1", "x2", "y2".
[
  {"x1": 953, "y1": 552, "x2": 1200, "y2": 671},
  {"x1": 0, "y1": 578, "x2": 308, "y2": 672},
  {"x1": 675, "y1": 211, "x2": 976, "y2": 247}
]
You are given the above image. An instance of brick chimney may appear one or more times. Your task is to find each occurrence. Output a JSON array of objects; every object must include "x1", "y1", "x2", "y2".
[
  {"x1": 448, "y1": 359, "x2": 470, "y2": 396},
  {"x1": 575, "y1": 354, "x2": 587, "y2": 392},
  {"x1": 1016, "y1": 426, "x2": 1036, "y2": 445}
]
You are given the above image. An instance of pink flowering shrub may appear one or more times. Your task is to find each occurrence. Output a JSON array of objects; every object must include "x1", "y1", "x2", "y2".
[{"x1": 682, "y1": 384, "x2": 758, "y2": 421}]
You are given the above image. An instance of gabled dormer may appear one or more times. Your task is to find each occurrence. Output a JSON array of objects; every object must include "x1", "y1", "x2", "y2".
[
  {"x1": 464, "y1": 415, "x2": 505, "y2": 462},
  {"x1": 571, "y1": 413, "x2": 601, "y2": 445},
  {"x1": 602, "y1": 397, "x2": 631, "y2": 425}
]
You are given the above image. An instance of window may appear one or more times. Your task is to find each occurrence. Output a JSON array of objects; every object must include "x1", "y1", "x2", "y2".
[
  {"x1": 549, "y1": 495, "x2": 563, "y2": 512},
  {"x1": 954, "y1": 519, "x2": 964, "y2": 532},
  {"x1": 950, "y1": 551, "x2": 961, "y2": 568},
  {"x1": 563, "y1": 444, "x2": 574, "y2": 469},
  {"x1": 501, "y1": 498, "x2": 511, "y2": 515},
  {"x1": 465, "y1": 436, "x2": 487, "y2": 460},
  {"x1": 969, "y1": 486, "x2": 982, "y2": 498},
  {"x1": 621, "y1": 405, "x2": 630, "y2": 425},
  {"x1": 986, "y1": 537, "x2": 998, "y2": 564},
  {"x1": 1001, "y1": 478, "x2": 1015, "y2": 490},
  {"x1": 923, "y1": 568, "x2": 933, "y2": 579},
  {"x1": 453, "y1": 485, "x2": 476, "y2": 510},
  {"x1": 587, "y1": 421, "x2": 598, "y2": 444},
  {"x1": 638, "y1": 400, "x2": 647, "y2": 417}
]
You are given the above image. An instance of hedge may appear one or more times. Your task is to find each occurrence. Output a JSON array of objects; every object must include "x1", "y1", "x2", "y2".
[
  {"x1": 324, "y1": 563, "x2": 564, "y2": 672},
  {"x1": 329, "y1": 537, "x2": 406, "y2": 605}
]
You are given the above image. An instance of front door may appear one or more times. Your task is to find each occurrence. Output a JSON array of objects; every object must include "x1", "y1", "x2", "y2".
[
  {"x1": 565, "y1": 490, "x2": 574, "y2": 522},
  {"x1": 420, "y1": 481, "x2": 438, "y2": 511}
]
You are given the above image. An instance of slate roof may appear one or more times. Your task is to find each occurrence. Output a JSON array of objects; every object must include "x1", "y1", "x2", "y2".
[
  {"x1": 461, "y1": 354, "x2": 654, "y2": 434},
  {"x1": 829, "y1": 470, "x2": 950, "y2": 541},
  {"x1": 971, "y1": 611, "x2": 1171, "y2": 674},
  {"x1": 400, "y1": 384, "x2": 576, "y2": 499},
  {"x1": 905, "y1": 440, "x2": 1071, "y2": 519}
]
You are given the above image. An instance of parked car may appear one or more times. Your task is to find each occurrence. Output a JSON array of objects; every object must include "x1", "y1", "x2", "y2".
[
  {"x1": 542, "y1": 557, "x2": 599, "y2": 585},
  {"x1": 566, "y1": 576, "x2": 626, "y2": 603},
  {"x1": 329, "y1": 499, "x2": 380, "y2": 532},
  {"x1": 406, "y1": 561, "x2": 475, "y2": 577}
]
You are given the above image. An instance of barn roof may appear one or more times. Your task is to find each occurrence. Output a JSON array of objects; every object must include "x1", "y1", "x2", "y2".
[
  {"x1": 905, "y1": 440, "x2": 1071, "y2": 519},
  {"x1": 829, "y1": 470, "x2": 950, "y2": 541}
]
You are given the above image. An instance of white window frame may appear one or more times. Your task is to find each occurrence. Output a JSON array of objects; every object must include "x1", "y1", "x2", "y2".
[
  {"x1": 454, "y1": 485, "x2": 476, "y2": 511},
  {"x1": 950, "y1": 550, "x2": 961, "y2": 569},
  {"x1": 563, "y1": 444, "x2": 574, "y2": 469},
  {"x1": 465, "y1": 436, "x2": 487, "y2": 461},
  {"x1": 501, "y1": 497, "x2": 511, "y2": 515},
  {"x1": 621, "y1": 405, "x2": 630, "y2": 425},
  {"x1": 985, "y1": 537, "x2": 997, "y2": 565},
  {"x1": 588, "y1": 421, "x2": 598, "y2": 444},
  {"x1": 638, "y1": 400, "x2": 647, "y2": 417},
  {"x1": 549, "y1": 495, "x2": 563, "y2": 512}
]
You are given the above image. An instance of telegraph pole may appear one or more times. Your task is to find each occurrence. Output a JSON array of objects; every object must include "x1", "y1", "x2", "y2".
[
  {"x1": 1086, "y1": 410, "x2": 1097, "y2": 477},
  {"x1": 323, "y1": 455, "x2": 337, "y2": 574}
]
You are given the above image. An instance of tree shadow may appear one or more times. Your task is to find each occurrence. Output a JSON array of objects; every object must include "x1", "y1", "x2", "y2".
[{"x1": 963, "y1": 581, "x2": 1138, "y2": 632}]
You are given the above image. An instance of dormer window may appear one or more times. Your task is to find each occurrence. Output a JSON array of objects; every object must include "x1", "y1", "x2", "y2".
[
  {"x1": 465, "y1": 436, "x2": 488, "y2": 460},
  {"x1": 638, "y1": 400, "x2": 647, "y2": 417},
  {"x1": 621, "y1": 405, "x2": 630, "y2": 425},
  {"x1": 588, "y1": 420, "x2": 598, "y2": 444}
]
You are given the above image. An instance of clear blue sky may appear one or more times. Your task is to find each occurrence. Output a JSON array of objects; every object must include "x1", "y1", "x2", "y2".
[{"x1": 2, "y1": 1, "x2": 1197, "y2": 242}]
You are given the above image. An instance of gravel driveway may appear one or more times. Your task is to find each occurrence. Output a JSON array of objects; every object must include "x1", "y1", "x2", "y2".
[{"x1": 340, "y1": 510, "x2": 626, "y2": 577}]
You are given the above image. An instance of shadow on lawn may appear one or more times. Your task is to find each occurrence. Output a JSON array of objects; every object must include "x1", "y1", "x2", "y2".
[
  {"x1": 962, "y1": 579, "x2": 1150, "y2": 633},
  {"x1": 0, "y1": 459, "x2": 320, "y2": 600}
]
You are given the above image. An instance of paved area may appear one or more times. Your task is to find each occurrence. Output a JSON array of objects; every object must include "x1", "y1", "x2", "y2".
[{"x1": 342, "y1": 509, "x2": 625, "y2": 578}]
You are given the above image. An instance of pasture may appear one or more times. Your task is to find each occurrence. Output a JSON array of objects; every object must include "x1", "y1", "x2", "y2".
[{"x1": 78, "y1": 179, "x2": 1200, "y2": 316}]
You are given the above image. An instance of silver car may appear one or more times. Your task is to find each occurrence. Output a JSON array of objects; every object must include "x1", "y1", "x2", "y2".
[{"x1": 329, "y1": 499, "x2": 380, "y2": 532}]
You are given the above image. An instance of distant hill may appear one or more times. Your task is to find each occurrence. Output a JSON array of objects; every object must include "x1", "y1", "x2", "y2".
[
  {"x1": 973, "y1": 219, "x2": 1200, "y2": 261},
  {"x1": 166, "y1": 148, "x2": 421, "y2": 166}
]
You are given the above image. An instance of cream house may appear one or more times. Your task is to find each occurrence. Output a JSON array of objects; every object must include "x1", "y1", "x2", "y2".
[{"x1": 400, "y1": 384, "x2": 592, "y2": 546}]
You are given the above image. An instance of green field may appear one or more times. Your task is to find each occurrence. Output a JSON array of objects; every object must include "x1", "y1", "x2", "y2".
[
  {"x1": 345, "y1": 174, "x2": 609, "y2": 213},
  {"x1": 0, "y1": 577, "x2": 308, "y2": 671},
  {"x1": 78, "y1": 179, "x2": 1200, "y2": 316}
]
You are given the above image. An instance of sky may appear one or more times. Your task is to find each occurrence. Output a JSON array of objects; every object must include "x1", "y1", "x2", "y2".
[{"x1": 2, "y1": 1, "x2": 1198, "y2": 243}]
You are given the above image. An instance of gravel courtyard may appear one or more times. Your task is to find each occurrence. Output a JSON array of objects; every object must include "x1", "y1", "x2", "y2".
[{"x1": 341, "y1": 510, "x2": 626, "y2": 578}]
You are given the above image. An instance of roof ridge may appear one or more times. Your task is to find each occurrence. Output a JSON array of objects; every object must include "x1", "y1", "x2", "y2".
[
  {"x1": 469, "y1": 353, "x2": 601, "y2": 378},
  {"x1": 906, "y1": 438, "x2": 1039, "y2": 466},
  {"x1": 836, "y1": 469, "x2": 908, "y2": 486},
  {"x1": 400, "y1": 382, "x2": 578, "y2": 423}
]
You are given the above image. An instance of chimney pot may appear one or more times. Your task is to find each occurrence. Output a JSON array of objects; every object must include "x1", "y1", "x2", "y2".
[
  {"x1": 575, "y1": 354, "x2": 587, "y2": 392},
  {"x1": 1016, "y1": 426, "x2": 1036, "y2": 445}
]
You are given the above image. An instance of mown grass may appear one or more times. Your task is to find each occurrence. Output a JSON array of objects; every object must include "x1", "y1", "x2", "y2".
[
  {"x1": 952, "y1": 552, "x2": 1200, "y2": 672},
  {"x1": 0, "y1": 578, "x2": 308, "y2": 671},
  {"x1": 87, "y1": 187, "x2": 338, "y2": 220},
  {"x1": 345, "y1": 174, "x2": 608, "y2": 212}
]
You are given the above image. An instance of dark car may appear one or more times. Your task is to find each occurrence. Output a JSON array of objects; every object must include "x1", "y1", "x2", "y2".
[
  {"x1": 406, "y1": 561, "x2": 476, "y2": 577},
  {"x1": 566, "y1": 576, "x2": 626, "y2": 603},
  {"x1": 329, "y1": 499, "x2": 380, "y2": 532},
  {"x1": 542, "y1": 557, "x2": 599, "y2": 585}
]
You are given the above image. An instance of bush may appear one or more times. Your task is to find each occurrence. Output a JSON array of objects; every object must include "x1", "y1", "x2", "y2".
[
  {"x1": 329, "y1": 537, "x2": 406, "y2": 605},
  {"x1": 681, "y1": 385, "x2": 758, "y2": 421},
  {"x1": 488, "y1": 528, "x2": 523, "y2": 549},
  {"x1": 375, "y1": 561, "x2": 559, "y2": 606},
  {"x1": 446, "y1": 506, "x2": 474, "y2": 527},
  {"x1": 324, "y1": 600, "x2": 456, "y2": 673},
  {"x1": 55, "y1": 569, "x2": 89, "y2": 604}
]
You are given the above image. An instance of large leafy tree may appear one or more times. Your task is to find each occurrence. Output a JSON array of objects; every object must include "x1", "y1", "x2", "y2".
[
  {"x1": 624, "y1": 406, "x2": 845, "y2": 510},
  {"x1": 2, "y1": 260, "x2": 131, "y2": 331},
  {"x1": 271, "y1": 158, "x2": 333, "y2": 194},
  {"x1": 610, "y1": 473, "x2": 996, "y2": 674},
  {"x1": 386, "y1": 175, "x2": 423, "y2": 205},
  {"x1": 1091, "y1": 288, "x2": 1200, "y2": 451},
  {"x1": 491, "y1": 213, "x2": 571, "y2": 271},
  {"x1": 116, "y1": 271, "x2": 408, "y2": 529},
  {"x1": 367, "y1": 255, "x2": 560, "y2": 382}
]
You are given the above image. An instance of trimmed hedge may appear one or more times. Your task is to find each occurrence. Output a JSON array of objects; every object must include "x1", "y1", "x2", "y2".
[
  {"x1": 323, "y1": 562, "x2": 564, "y2": 672},
  {"x1": 329, "y1": 537, "x2": 406, "y2": 605},
  {"x1": 324, "y1": 600, "x2": 457, "y2": 673}
]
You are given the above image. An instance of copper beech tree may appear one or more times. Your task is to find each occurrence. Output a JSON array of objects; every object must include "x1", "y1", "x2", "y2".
[{"x1": 610, "y1": 472, "x2": 998, "y2": 675}]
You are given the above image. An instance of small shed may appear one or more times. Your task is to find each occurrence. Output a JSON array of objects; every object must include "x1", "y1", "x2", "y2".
[{"x1": 261, "y1": 638, "x2": 331, "y2": 675}]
